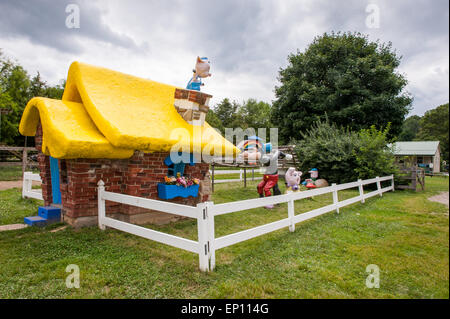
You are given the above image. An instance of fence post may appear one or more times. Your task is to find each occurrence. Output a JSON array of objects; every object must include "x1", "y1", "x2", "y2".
[
  {"x1": 22, "y1": 172, "x2": 28, "y2": 198},
  {"x1": 358, "y1": 179, "x2": 365, "y2": 203},
  {"x1": 244, "y1": 167, "x2": 247, "y2": 188},
  {"x1": 390, "y1": 174, "x2": 395, "y2": 192},
  {"x1": 206, "y1": 201, "x2": 216, "y2": 271},
  {"x1": 196, "y1": 202, "x2": 210, "y2": 272},
  {"x1": 288, "y1": 198, "x2": 295, "y2": 232},
  {"x1": 332, "y1": 183, "x2": 339, "y2": 214},
  {"x1": 211, "y1": 164, "x2": 215, "y2": 192},
  {"x1": 376, "y1": 176, "x2": 382, "y2": 197},
  {"x1": 22, "y1": 147, "x2": 28, "y2": 178},
  {"x1": 97, "y1": 180, "x2": 106, "y2": 230}
]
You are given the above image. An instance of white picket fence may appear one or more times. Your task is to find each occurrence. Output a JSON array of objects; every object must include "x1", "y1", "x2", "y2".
[
  {"x1": 209, "y1": 168, "x2": 263, "y2": 184},
  {"x1": 97, "y1": 175, "x2": 394, "y2": 271},
  {"x1": 22, "y1": 171, "x2": 43, "y2": 201}
]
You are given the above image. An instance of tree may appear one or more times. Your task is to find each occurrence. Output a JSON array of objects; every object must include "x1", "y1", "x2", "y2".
[
  {"x1": 0, "y1": 52, "x2": 30, "y2": 145},
  {"x1": 398, "y1": 115, "x2": 421, "y2": 141},
  {"x1": 205, "y1": 109, "x2": 224, "y2": 134},
  {"x1": 272, "y1": 32, "x2": 412, "y2": 143},
  {"x1": 0, "y1": 50, "x2": 66, "y2": 145},
  {"x1": 238, "y1": 99, "x2": 272, "y2": 131},
  {"x1": 213, "y1": 98, "x2": 242, "y2": 129},
  {"x1": 416, "y1": 103, "x2": 449, "y2": 161}
]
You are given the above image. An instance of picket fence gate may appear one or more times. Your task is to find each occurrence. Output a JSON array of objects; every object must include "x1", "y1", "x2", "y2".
[{"x1": 97, "y1": 175, "x2": 395, "y2": 271}]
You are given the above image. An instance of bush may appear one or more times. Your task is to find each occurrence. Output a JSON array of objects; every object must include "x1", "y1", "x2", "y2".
[
  {"x1": 294, "y1": 119, "x2": 396, "y2": 183},
  {"x1": 353, "y1": 124, "x2": 398, "y2": 180}
]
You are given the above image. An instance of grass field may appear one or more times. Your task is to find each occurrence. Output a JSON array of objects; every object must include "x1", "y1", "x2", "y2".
[
  {"x1": 0, "y1": 166, "x2": 23, "y2": 181},
  {"x1": 0, "y1": 177, "x2": 448, "y2": 298},
  {"x1": 0, "y1": 166, "x2": 39, "y2": 181}
]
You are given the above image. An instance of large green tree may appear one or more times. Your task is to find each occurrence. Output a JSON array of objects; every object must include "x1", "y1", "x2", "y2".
[
  {"x1": 1, "y1": 52, "x2": 30, "y2": 145},
  {"x1": 416, "y1": 103, "x2": 449, "y2": 161},
  {"x1": 272, "y1": 32, "x2": 412, "y2": 143},
  {"x1": 0, "y1": 50, "x2": 64, "y2": 145},
  {"x1": 238, "y1": 99, "x2": 272, "y2": 130},
  {"x1": 209, "y1": 98, "x2": 274, "y2": 137},
  {"x1": 205, "y1": 109, "x2": 224, "y2": 134},
  {"x1": 398, "y1": 115, "x2": 421, "y2": 141},
  {"x1": 213, "y1": 98, "x2": 241, "y2": 129}
]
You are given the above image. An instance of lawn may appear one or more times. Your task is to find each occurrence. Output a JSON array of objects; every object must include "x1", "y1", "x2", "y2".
[
  {"x1": 0, "y1": 166, "x2": 23, "y2": 181},
  {"x1": 0, "y1": 166, "x2": 39, "y2": 181},
  {"x1": 0, "y1": 177, "x2": 448, "y2": 298}
]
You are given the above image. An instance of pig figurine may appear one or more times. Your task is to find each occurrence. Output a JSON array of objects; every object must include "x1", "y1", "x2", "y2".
[
  {"x1": 186, "y1": 56, "x2": 211, "y2": 91},
  {"x1": 285, "y1": 167, "x2": 302, "y2": 192}
]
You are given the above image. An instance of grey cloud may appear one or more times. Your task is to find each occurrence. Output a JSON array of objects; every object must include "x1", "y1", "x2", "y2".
[
  {"x1": 0, "y1": 0, "x2": 141, "y2": 53},
  {"x1": 0, "y1": 0, "x2": 447, "y2": 115}
]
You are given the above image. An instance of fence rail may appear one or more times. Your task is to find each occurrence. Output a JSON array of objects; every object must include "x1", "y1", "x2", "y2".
[
  {"x1": 22, "y1": 171, "x2": 43, "y2": 201},
  {"x1": 97, "y1": 175, "x2": 394, "y2": 272},
  {"x1": 209, "y1": 168, "x2": 263, "y2": 184}
]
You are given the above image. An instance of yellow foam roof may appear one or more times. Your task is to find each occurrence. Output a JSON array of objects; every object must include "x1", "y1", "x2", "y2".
[{"x1": 19, "y1": 62, "x2": 238, "y2": 159}]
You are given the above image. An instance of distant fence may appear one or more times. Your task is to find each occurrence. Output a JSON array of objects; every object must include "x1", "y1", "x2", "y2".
[
  {"x1": 0, "y1": 146, "x2": 38, "y2": 176},
  {"x1": 22, "y1": 171, "x2": 43, "y2": 200},
  {"x1": 98, "y1": 175, "x2": 394, "y2": 272},
  {"x1": 209, "y1": 168, "x2": 263, "y2": 184},
  {"x1": 396, "y1": 166, "x2": 425, "y2": 191}
]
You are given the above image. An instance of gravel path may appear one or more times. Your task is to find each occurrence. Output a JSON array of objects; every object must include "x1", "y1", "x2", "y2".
[
  {"x1": 0, "y1": 180, "x2": 41, "y2": 191},
  {"x1": 0, "y1": 224, "x2": 28, "y2": 231},
  {"x1": 428, "y1": 192, "x2": 449, "y2": 207}
]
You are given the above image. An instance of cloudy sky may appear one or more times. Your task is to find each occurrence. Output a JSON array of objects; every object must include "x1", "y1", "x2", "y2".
[{"x1": 0, "y1": 0, "x2": 448, "y2": 116}]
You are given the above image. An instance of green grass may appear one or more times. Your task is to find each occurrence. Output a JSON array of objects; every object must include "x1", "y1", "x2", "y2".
[
  {"x1": 0, "y1": 177, "x2": 448, "y2": 298},
  {"x1": 0, "y1": 188, "x2": 43, "y2": 225},
  {"x1": 0, "y1": 166, "x2": 39, "y2": 181},
  {"x1": 0, "y1": 166, "x2": 23, "y2": 181}
]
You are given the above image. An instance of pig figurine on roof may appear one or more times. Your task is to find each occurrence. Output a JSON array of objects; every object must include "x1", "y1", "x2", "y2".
[{"x1": 186, "y1": 56, "x2": 211, "y2": 91}]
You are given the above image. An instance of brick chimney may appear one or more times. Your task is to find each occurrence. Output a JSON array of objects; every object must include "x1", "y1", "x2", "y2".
[{"x1": 174, "y1": 88, "x2": 211, "y2": 126}]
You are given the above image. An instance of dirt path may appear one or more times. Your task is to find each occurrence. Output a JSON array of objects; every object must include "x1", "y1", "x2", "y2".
[
  {"x1": 0, "y1": 224, "x2": 28, "y2": 232},
  {"x1": 0, "y1": 180, "x2": 41, "y2": 191},
  {"x1": 428, "y1": 192, "x2": 449, "y2": 207}
]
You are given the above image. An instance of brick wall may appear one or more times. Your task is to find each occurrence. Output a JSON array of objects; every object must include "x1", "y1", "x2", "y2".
[{"x1": 48, "y1": 151, "x2": 211, "y2": 227}]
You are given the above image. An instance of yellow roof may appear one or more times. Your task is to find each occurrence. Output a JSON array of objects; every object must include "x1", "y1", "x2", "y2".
[{"x1": 19, "y1": 62, "x2": 238, "y2": 159}]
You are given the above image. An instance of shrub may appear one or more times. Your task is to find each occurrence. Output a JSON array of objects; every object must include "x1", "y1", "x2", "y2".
[
  {"x1": 353, "y1": 124, "x2": 398, "y2": 180},
  {"x1": 294, "y1": 119, "x2": 360, "y2": 183},
  {"x1": 294, "y1": 119, "x2": 396, "y2": 183}
]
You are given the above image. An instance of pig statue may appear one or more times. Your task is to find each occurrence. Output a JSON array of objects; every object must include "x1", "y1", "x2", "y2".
[
  {"x1": 186, "y1": 56, "x2": 211, "y2": 91},
  {"x1": 285, "y1": 167, "x2": 302, "y2": 192}
]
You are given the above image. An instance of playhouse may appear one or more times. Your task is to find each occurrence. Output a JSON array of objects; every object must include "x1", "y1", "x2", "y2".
[{"x1": 19, "y1": 62, "x2": 237, "y2": 227}]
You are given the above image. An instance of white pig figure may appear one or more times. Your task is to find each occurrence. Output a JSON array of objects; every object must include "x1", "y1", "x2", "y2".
[
  {"x1": 194, "y1": 56, "x2": 211, "y2": 78},
  {"x1": 187, "y1": 56, "x2": 211, "y2": 91},
  {"x1": 285, "y1": 167, "x2": 302, "y2": 192}
]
